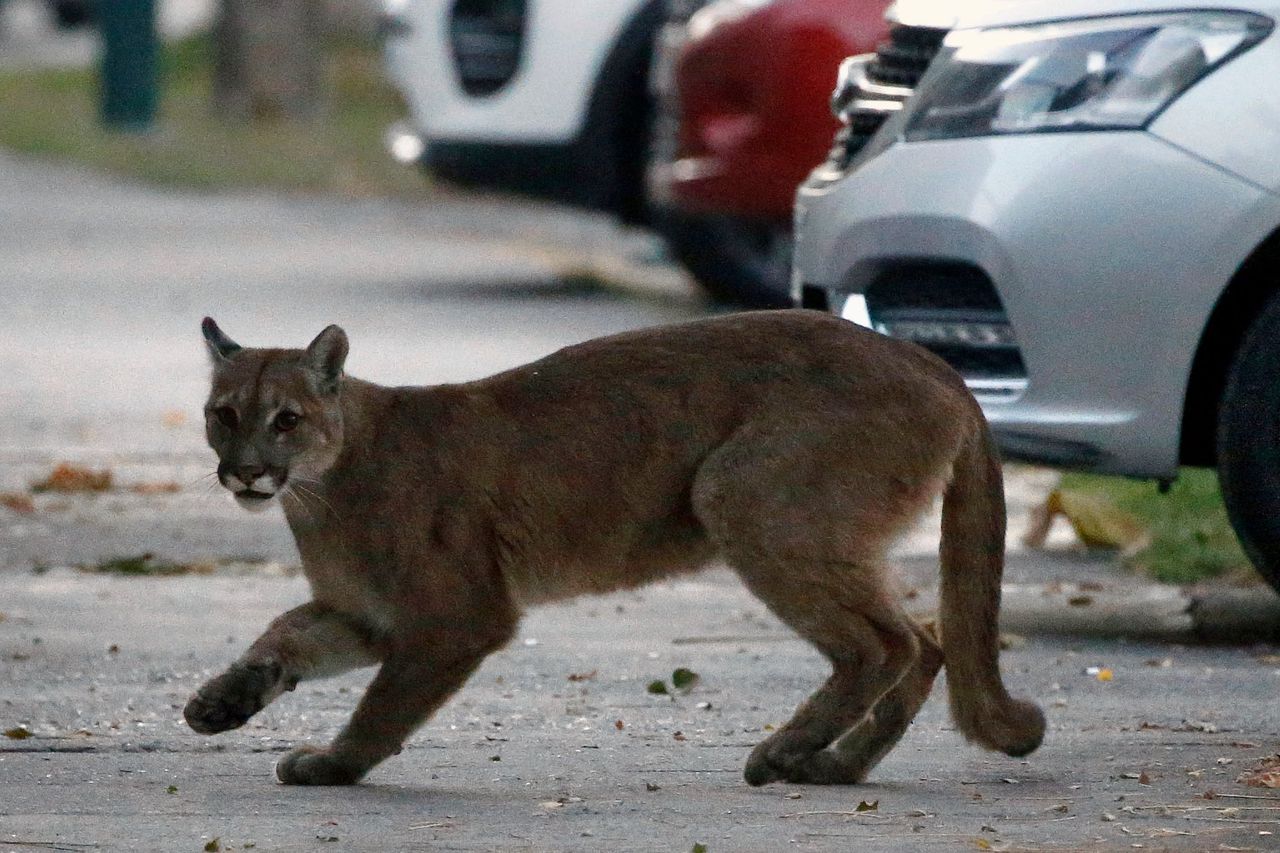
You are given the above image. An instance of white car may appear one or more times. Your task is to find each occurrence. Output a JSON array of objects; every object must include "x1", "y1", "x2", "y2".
[
  {"x1": 791, "y1": 0, "x2": 1280, "y2": 589},
  {"x1": 381, "y1": 0, "x2": 659, "y2": 219},
  {"x1": 380, "y1": 0, "x2": 799, "y2": 306}
]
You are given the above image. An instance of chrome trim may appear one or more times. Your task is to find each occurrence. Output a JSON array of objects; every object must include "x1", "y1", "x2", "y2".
[{"x1": 831, "y1": 54, "x2": 913, "y2": 121}]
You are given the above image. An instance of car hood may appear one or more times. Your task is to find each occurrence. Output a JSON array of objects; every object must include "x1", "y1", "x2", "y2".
[{"x1": 889, "y1": 0, "x2": 1280, "y2": 30}]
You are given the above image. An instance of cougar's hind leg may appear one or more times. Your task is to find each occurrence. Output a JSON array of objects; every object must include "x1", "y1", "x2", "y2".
[
  {"x1": 691, "y1": 419, "x2": 943, "y2": 786},
  {"x1": 798, "y1": 619, "x2": 943, "y2": 784},
  {"x1": 728, "y1": 558, "x2": 923, "y2": 786}
]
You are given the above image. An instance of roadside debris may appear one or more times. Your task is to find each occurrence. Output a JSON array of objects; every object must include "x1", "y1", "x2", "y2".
[
  {"x1": 31, "y1": 463, "x2": 112, "y2": 493},
  {"x1": 1023, "y1": 484, "x2": 1149, "y2": 555},
  {"x1": 0, "y1": 493, "x2": 35, "y2": 514},
  {"x1": 1238, "y1": 755, "x2": 1280, "y2": 788}
]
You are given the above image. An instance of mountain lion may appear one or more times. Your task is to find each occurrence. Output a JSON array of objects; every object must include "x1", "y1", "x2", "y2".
[{"x1": 185, "y1": 311, "x2": 1044, "y2": 786}]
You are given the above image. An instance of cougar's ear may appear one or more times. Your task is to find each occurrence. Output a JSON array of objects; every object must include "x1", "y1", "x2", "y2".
[
  {"x1": 305, "y1": 325, "x2": 348, "y2": 393},
  {"x1": 202, "y1": 317, "x2": 242, "y2": 364}
]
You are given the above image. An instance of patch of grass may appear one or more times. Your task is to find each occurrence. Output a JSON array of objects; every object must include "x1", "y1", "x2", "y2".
[
  {"x1": 1059, "y1": 468, "x2": 1253, "y2": 584},
  {"x1": 81, "y1": 553, "x2": 209, "y2": 576},
  {"x1": 0, "y1": 35, "x2": 432, "y2": 197}
]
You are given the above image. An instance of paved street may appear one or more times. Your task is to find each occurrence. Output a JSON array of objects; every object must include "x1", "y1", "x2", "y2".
[{"x1": 2, "y1": 151, "x2": 1279, "y2": 851}]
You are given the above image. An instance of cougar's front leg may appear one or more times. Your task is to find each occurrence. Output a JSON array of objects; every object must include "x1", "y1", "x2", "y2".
[
  {"x1": 185, "y1": 602, "x2": 383, "y2": 735},
  {"x1": 276, "y1": 623, "x2": 514, "y2": 786}
]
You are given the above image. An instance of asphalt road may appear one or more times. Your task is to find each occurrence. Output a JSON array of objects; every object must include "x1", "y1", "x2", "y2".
[{"x1": 2, "y1": 152, "x2": 1279, "y2": 851}]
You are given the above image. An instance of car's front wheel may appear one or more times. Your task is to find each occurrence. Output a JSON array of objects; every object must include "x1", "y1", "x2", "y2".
[{"x1": 1216, "y1": 292, "x2": 1280, "y2": 594}]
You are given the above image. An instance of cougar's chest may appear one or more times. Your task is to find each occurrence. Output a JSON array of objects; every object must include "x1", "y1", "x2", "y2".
[{"x1": 289, "y1": 519, "x2": 397, "y2": 632}]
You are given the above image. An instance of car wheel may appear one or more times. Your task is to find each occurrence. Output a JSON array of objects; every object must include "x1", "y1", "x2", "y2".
[
  {"x1": 1216, "y1": 292, "x2": 1280, "y2": 594},
  {"x1": 656, "y1": 212, "x2": 793, "y2": 308}
]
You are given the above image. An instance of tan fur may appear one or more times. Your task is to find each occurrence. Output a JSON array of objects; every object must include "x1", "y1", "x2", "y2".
[{"x1": 184, "y1": 310, "x2": 1044, "y2": 786}]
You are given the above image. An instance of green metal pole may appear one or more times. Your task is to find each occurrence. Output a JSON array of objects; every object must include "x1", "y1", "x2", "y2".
[{"x1": 100, "y1": 0, "x2": 159, "y2": 130}]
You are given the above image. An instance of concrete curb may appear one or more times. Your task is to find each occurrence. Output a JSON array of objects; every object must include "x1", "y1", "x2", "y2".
[{"x1": 907, "y1": 583, "x2": 1280, "y2": 645}]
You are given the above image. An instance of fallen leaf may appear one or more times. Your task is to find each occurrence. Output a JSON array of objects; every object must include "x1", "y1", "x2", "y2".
[
  {"x1": 672, "y1": 667, "x2": 700, "y2": 690},
  {"x1": 856, "y1": 799, "x2": 878, "y2": 812},
  {"x1": 1238, "y1": 754, "x2": 1280, "y2": 788},
  {"x1": 1097, "y1": 668, "x2": 1114, "y2": 682},
  {"x1": 166, "y1": 785, "x2": 177, "y2": 794},
  {"x1": 31, "y1": 463, "x2": 112, "y2": 493},
  {"x1": 673, "y1": 731, "x2": 687, "y2": 742},
  {"x1": 1023, "y1": 486, "x2": 1149, "y2": 551},
  {"x1": 4, "y1": 726, "x2": 33, "y2": 739},
  {"x1": 614, "y1": 719, "x2": 624, "y2": 731},
  {"x1": 204, "y1": 840, "x2": 220, "y2": 853},
  {"x1": 130, "y1": 482, "x2": 181, "y2": 496},
  {"x1": 647, "y1": 680, "x2": 669, "y2": 695},
  {"x1": 1138, "y1": 772, "x2": 1151, "y2": 785},
  {"x1": 567, "y1": 670, "x2": 597, "y2": 682},
  {"x1": 0, "y1": 493, "x2": 34, "y2": 514},
  {"x1": 692, "y1": 844, "x2": 708, "y2": 853}
]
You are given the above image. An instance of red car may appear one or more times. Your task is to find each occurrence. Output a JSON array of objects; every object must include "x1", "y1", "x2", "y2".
[{"x1": 649, "y1": 0, "x2": 890, "y2": 306}]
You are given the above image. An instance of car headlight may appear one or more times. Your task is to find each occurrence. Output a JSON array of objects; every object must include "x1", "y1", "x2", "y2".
[{"x1": 902, "y1": 11, "x2": 1271, "y2": 141}]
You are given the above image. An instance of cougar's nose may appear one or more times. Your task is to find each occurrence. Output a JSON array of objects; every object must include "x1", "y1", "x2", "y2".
[{"x1": 235, "y1": 465, "x2": 267, "y2": 484}]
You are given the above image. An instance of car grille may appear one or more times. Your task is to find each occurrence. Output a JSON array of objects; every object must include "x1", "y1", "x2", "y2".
[
  {"x1": 824, "y1": 23, "x2": 947, "y2": 173},
  {"x1": 450, "y1": 0, "x2": 527, "y2": 97},
  {"x1": 847, "y1": 263, "x2": 1027, "y2": 399}
]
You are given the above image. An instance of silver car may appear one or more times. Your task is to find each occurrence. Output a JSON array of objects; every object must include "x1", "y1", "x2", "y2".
[{"x1": 792, "y1": 0, "x2": 1280, "y2": 590}]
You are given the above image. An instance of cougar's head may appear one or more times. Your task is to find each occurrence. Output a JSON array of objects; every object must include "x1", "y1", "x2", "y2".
[{"x1": 201, "y1": 318, "x2": 348, "y2": 512}]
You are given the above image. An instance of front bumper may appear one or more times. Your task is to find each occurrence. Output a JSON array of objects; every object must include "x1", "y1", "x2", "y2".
[{"x1": 793, "y1": 131, "x2": 1267, "y2": 477}]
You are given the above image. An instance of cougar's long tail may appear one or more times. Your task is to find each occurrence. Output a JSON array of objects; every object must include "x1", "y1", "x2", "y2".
[{"x1": 939, "y1": 419, "x2": 1045, "y2": 757}]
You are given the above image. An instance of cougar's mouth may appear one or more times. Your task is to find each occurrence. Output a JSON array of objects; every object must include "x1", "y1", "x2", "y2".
[{"x1": 233, "y1": 488, "x2": 276, "y2": 512}]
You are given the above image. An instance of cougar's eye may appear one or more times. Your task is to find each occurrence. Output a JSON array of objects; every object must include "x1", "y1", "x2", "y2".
[
  {"x1": 274, "y1": 410, "x2": 301, "y2": 432},
  {"x1": 211, "y1": 406, "x2": 238, "y2": 429}
]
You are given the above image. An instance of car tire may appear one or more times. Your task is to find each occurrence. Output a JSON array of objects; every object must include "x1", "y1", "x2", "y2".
[
  {"x1": 1216, "y1": 291, "x2": 1280, "y2": 594},
  {"x1": 656, "y1": 212, "x2": 793, "y2": 308}
]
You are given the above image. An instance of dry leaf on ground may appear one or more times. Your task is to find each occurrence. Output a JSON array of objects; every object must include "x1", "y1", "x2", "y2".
[
  {"x1": 1237, "y1": 754, "x2": 1280, "y2": 788},
  {"x1": 130, "y1": 482, "x2": 181, "y2": 496},
  {"x1": 1022, "y1": 486, "x2": 1149, "y2": 554},
  {"x1": 0, "y1": 492, "x2": 35, "y2": 514},
  {"x1": 31, "y1": 463, "x2": 112, "y2": 493}
]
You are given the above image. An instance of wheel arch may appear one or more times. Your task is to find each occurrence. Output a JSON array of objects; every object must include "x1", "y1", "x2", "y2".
[
  {"x1": 576, "y1": 0, "x2": 666, "y2": 223},
  {"x1": 1180, "y1": 224, "x2": 1280, "y2": 467}
]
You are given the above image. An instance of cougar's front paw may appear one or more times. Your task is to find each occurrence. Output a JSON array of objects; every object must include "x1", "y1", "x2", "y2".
[
  {"x1": 276, "y1": 746, "x2": 364, "y2": 786},
  {"x1": 184, "y1": 661, "x2": 282, "y2": 734}
]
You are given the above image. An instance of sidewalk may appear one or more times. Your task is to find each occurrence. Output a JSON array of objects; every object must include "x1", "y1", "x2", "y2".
[{"x1": 3, "y1": 565, "x2": 1280, "y2": 852}]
